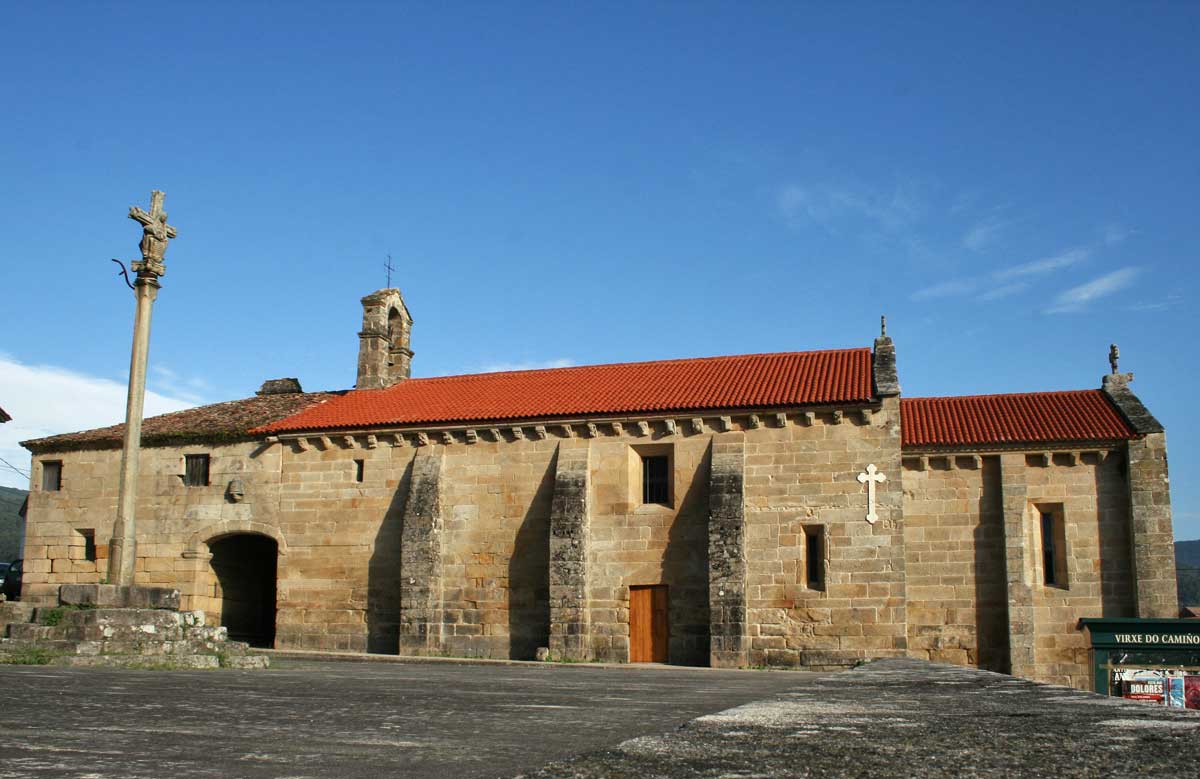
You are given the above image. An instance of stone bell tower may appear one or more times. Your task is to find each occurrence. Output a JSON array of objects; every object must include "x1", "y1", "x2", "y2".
[{"x1": 356, "y1": 288, "x2": 413, "y2": 389}]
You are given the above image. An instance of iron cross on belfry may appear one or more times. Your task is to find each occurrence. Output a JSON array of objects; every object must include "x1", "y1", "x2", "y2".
[
  {"x1": 385, "y1": 254, "x2": 396, "y2": 288},
  {"x1": 857, "y1": 464, "x2": 886, "y2": 524}
]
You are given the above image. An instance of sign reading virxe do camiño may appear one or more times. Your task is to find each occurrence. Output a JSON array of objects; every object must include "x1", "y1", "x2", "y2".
[
  {"x1": 1112, "y1": 633, "x2": 1200, "y2": 645},
  {"x1": 1079, "y1": 618, "x2": 1200, "y2": 708}
]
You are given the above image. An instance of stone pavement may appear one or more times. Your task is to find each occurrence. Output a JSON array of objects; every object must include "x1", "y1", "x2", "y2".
[
  {"x1": 0, "y1": 657, "x2": 803, "y2": 778},
  {"x1": 1, "y1": 657, "x2": 1198, "y2": 778},
  {"x1": 520, "y1": 658, "x2": 1200, "y2": 778}
]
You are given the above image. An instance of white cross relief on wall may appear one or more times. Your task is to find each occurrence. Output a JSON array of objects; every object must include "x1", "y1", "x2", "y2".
[{"x1": 857, "y1": 464, "x2": 886, "y2": 524}]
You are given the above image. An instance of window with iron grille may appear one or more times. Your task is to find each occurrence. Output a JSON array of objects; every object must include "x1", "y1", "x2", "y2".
[
  {"x1": 184, "y1": 454, "x2": 210, "y2": 487},
  {"x1": 42, "y1": 461, "x2": 62, "y2": 492},
  {"x1": 642, "y1": 455, "x2": 670, "y2": 505}
]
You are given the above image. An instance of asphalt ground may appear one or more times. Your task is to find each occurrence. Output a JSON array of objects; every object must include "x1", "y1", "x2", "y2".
[
  {"x1": 520, "y1": 658, "x2": 1200, "y2": 779},
  {"x1": 0, "y1": 657, "x2": 807, "y2": 779}
]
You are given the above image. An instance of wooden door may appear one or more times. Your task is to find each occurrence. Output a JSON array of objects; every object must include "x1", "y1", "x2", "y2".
[{"x1": 629, "y1": 585, "x2": 669, "y2": 663}]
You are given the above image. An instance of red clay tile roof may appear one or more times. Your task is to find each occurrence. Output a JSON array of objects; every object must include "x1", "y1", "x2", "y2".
[
  {"x1": 255, "y1": 349, "x2": 874, "y2": 434},
  {"x1": 22, "y1": 392, "x2": 339, "y2": 453},
  {"x1": 901, "y1": 390, "x2": 1135, "y2": 448}
]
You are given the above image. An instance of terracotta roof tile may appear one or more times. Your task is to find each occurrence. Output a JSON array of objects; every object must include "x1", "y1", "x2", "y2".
[
  {"x1": 256, "y1": 349, "x2": 874, "y2": 434},
  {"x1": 22, "y1": 392, "x2": 339, "y2": 453},
  {"x1": 901, "y1": 390, "x2": 1135, "y2": 448}
]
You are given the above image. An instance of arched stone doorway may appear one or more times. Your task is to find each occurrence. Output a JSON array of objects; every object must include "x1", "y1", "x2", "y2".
[{"x1": 208, "y1": 534, "x2": 278, "y2": 648}]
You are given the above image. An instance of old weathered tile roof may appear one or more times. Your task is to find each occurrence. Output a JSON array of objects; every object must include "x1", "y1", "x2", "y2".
[
  {"x1": 900, "y1": 390, "x2": 1136, "y2": 448},
  {"x1": 21, "y1": 392, "x2": 339, "y2": 454},
  {"x1": 255, "y1": 349, "x2": 875, "y2": 434}
]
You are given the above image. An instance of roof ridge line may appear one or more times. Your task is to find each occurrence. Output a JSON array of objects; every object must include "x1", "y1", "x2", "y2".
[
  {"x1": 404, "y1": 348, "x2": 873, "y2": 385},
  {"x1": 902, "y1": 389, "x2": 1101, "y2": 402}
]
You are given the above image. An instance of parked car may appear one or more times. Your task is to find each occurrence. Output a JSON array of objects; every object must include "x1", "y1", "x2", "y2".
[
  {"x1": 1, "y1": 560, "x2": 21, "y2": 601},
  {"x1": 0, "y1": 561, "x2": 8, "y2": 590}
]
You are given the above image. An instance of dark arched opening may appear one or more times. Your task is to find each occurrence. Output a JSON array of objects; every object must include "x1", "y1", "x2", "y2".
[{"x1": 209, "y1": 534, "x2": 278, "y2": 648}]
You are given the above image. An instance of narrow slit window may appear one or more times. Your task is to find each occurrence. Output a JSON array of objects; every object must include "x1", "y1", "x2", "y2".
[
  {"x1": 1040, "y1": 508, "x2": 1068, "y2": 588},
  {"x1": 78, "y1": 529, "x2": 97, "y2": 563},
  {"x1": 184, "y1": 454, "x2": 210, "y2": 487},
  {"x1": 804, "y1": 525, "x2": 825, "y2": 591},
  {"x1": 354, "y1": 459, "x2": 365, "y2": 483},
  {"x1": 642, "y1": 455, "x2": 670, "y2": 505},
  {"x1": 42, "y1": 460, "x2": 62, "y2": 492}
]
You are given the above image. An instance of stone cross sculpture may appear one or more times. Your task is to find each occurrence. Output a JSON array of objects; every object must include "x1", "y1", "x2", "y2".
[
  {"x1": 857, "y1": 463, "x2": 886, "y2": 525},
  {"x1": 128, "y1": 190, "x2": 178, "y2": 277},
  {"x1": 1109, "y1": 343, "x2": 1120, "y2": 375},
  {"x1": 108, "y1": 190, "x2": 179, "y2": 586}
]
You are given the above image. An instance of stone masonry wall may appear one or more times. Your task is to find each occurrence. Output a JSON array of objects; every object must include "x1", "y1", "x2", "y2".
[
  {"x1": 741, "y1": 397, "x2": 907, "y2": 670},
  {"x1": 1023, "y1": 451, "x2": 1134, "y2": 687},
  {"x1": 902, "y1": 456, "x2": 1008, "y2": 673},
  {"x1": 903, "y1": 448, "x2": 1135, "y2": 689}
]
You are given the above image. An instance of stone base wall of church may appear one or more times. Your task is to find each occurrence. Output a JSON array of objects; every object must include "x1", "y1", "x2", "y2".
[
  {"x1": 588, "y1": 435, "x2": 712, "y2": 665},
  {"x1": 901, "y1": 448, "x2": 1135, "y2": 689},
  {"x1": 901, "y1": 456, "x2": 1008, "y2": 672},
  {"x1": 1022, "y1": 451, "x2": 1134, "y2": 688},
  {"x1": 742, "y1": 397, "x2": 908, "y2": 669}
]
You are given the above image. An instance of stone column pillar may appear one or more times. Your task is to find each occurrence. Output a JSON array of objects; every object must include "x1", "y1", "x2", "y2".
[
  {"x1": 709, "y1": 433, "x2": 748, "y2": 669},
  {"x1": 1127, "y1": 433, "x2": 1179, "y2": 618},
  {"x1": 399, "y1": 449, "x2": 445, "y2": 655},
  {"x1": 999, "y1": 453, "x2": 1036, "y2": 678},
  {"x1": 108, "y1": 275, "x2": 159, "y2": 585},
  {"x1": 548, "y1": 441, "x2": 591, "y2": 661}
]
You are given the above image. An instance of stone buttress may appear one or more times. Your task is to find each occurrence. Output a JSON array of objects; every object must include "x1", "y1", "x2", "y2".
[
  {"x1": 709, "y1": 433, "x2": 748, "y2": 668},
  {"x1": 399, "y1": 448, "x2": 445, "y2": 654},
  {"x1": 548, "y1": 441, "x2": 592, "y2": 661}
]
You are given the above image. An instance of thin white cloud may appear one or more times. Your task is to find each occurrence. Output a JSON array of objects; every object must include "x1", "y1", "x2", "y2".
[
  {"x1": 1045, "y1": 267, "x2": 1141, "y2": 314},
  {"x1": 910, "y1": 279, "x2": 979, "y2": 301},
  {"x1": 962, "y1": 217, "x2": 1008, "y2": 251},
  {"x1": 151, "y1": 364, "x2": 212, "y2": 405},
  {"x1": 994, "y1": 248, "x2": 1091, "y2": 280},
  {"x1": 0, "y1": 355, "x2": 197, "y2": 489},
  {"x1": 977, "y1": 282, "x2": 1029, "y2": 302},
  {"x1": 1126, "y1": 292, "x2": 1183, "y2": 312},
  {"x1": 473, "y1": 358, "x2": 575, "y2": 374}
]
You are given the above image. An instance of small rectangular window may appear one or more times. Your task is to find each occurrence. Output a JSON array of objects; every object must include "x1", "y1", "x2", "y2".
[
  {"x1": 77, "y1": 529, "x2": 97, "y2": 562},
  {"x1": 354, "y1": 458, "x2": 365, "y2": 483},
  {"x1": 184, "y1": 454, "x2": 210, "y2": 487},
  {"x1": 642, "y1": 455, "x2": 670, "y2": 505},
  {"x1": 1040, "y1": 507, "x2": 1068, "y2": 588},
  {"x1": 804, "y1": 525, "x2": 825, "y2": 591},
  {"x1": 42, "y1": 461, "x2": 62, "y2": 492}
]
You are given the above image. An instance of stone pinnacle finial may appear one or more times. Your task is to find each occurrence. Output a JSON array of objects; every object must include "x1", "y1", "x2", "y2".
[
  {"x1": 881, "y1": 315, "x2": 887, "y2": 338},
  {"x1": 1109, "y1": 343, "x2": 1120, "y2": 375}
]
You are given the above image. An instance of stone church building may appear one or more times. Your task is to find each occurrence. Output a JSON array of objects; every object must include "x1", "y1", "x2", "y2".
[{"x1": 20, "y1": 288, "x2": 1178, "y2": 688}]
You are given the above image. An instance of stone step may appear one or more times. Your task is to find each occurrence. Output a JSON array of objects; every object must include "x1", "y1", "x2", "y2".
[
  {"x1": 7, "y1": 623, "x2": 67, "y2": 642},
  {"x1": 58, "y1": 584, "x2": 180, "y2": 610},
  {"x1": 0, "y1": 602, "x2": 35, "y2": 632},
  {"x1": 62, "y1": 624, "x2": 185, "y2": 643},
  {"x1": 0, "y1": 638, "x2": 89, "y2": 654},
  {"x1": 52, "y1": 654, "x2": 221, "y2": 670}
]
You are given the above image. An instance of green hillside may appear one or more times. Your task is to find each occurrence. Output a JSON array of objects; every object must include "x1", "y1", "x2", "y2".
[{"x1": 0, "y1": 486, "x2": 26, "y2": 562}]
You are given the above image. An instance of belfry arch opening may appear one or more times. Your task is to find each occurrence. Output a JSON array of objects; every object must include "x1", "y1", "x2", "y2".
[{"x1": 207, "y1": 533, "x2": 278, "y2": 648}]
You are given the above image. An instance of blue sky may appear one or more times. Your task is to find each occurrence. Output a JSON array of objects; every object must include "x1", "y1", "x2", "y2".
[{"x1": 1, "y1": 3, "x2": 1197, "y2": 537}]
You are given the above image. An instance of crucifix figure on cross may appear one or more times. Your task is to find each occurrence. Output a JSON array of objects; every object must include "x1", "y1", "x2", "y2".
[
  {"x1": 857, "y1": 463, "x2": 886, "y2": 524},
  {"x1": 128, "y1": 190, "x2": 178, "y2": 276}
]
